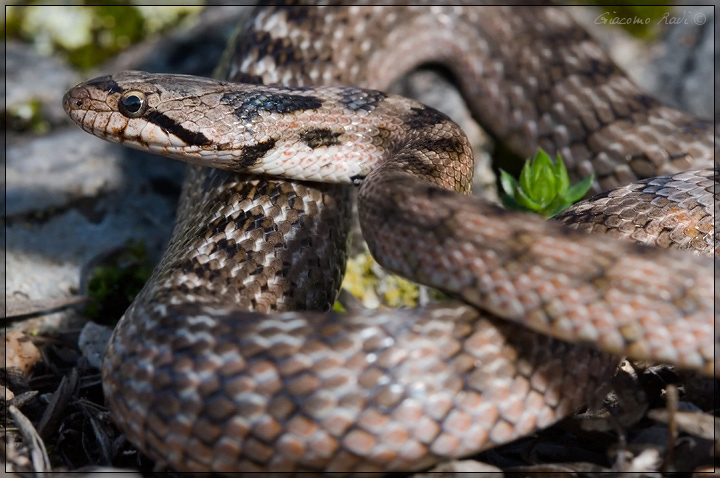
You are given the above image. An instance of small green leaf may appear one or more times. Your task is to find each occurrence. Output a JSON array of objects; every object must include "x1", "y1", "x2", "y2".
[
  {"x1": 518, "y1": 158, "x2": 534, "y2": 195},
  {"x1": 515, "y1": 186, "x2": 542, "y2": 211},
  {"x1": 525, "y1": 149, "x2": 557, "y2": 206},
  {"x1": 530, "y1": 169, "x2": 555, "y2": 206},
  {"x1": 553, "y1": 153, "x2": 570, "y2": 196},
  {"x1": 565, "y1": 174, "x2": 595, "y2": 204},
  {"x1": 501, "y1": 192, "x2": 522, "y2": 211},
  {"x1": 500, "y1": 169, "x2": 519, "y2": 198},
  {"x1": 544, "y1": 199, "x2": 573, "y2": 218}
]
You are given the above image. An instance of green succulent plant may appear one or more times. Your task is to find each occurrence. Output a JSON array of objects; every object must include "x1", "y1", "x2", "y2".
[{"x1": 500, "y1": 149, "x2": 594, "y2": 218}]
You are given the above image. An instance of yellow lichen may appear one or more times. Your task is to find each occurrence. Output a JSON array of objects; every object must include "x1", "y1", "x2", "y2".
[{"x1": 340, "y1": 247, "x2": 422, "y2": 309}]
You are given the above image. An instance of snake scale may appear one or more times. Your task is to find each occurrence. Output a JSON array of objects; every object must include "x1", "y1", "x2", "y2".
[{"x1": 62, "y1": 3, "x2": 716, "y2": 475}]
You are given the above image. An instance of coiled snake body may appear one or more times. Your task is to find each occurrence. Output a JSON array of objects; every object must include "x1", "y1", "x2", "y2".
[{"x1": 63, "y1": 3, "x2": 716, "y2": 474}]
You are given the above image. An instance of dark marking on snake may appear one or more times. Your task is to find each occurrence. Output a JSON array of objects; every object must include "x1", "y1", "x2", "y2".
[
  {"x1": 233, "y1": 30, "x2": 308, "y2": 72},
  {"x1": 631, "y1": 93, "x2": 657, "y2": 112},
  {"x1": 339, "y1": 87, "x2": 387, "y2": 112},
  {"x1": 86, "y1": 75, "x2": 122, "y2": 95},
  {"x1": 300, "y1": 128, "x2": 342, "y2": 148},
  {"x1": 213, "y1": 208, "x2": 258, "y2": 236},
  {"x1": 413, "y1": 136, "x2": 466, "y2": 155},
  {"x1": 679, "y1": 117, "x2": 713, "y2": 136},
  {"x1": 222, "y1": 90, "x2": 323, "y2": 121},
  {"x1": 232, "y1": 72, "x2": 265, "y2": 85},
  {"x1": 253, "y1": 31, "x2": 296, "y2": 61},
  {"x1": 145, "y1": 111, "x2": 212, "y2": 147},
  {"x1": 537, "y1": 19, "x2": 590, "y2": 48},
  {"x1": 582, "y1": 58, "x2": 618, "y2": 79},
  {"x1": 237, "y1": 138, "x2": 277, "y2": 166},
  {"x1": 271, "y1": 4, "x2": 312, "y2": 25},
  {"x1": 402, "y1": 153, "x2": 438, "y2": 178},
  {"x1": 404, "y1": 106, "x2": 451, "y2": 129}
]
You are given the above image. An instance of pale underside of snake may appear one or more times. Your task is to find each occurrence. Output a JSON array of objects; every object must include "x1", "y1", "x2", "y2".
[{"x1": 62, "y1": 2, "x2": 717, "y2": 475}]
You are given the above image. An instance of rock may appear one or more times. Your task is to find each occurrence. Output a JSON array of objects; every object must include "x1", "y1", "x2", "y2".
[
  {"x1": 3, "y1": 331, "x2": 42, "y2": 375},
  {"x1": 78, "y1": 322, "x2": 113, "y2": 370}
]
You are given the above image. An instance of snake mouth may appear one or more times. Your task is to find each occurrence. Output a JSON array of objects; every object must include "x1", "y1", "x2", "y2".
[
  {"x1": 62, "y1": 85, "x2": 99, "y2": 125},
  {"x1": 62, "y1": 89, "x2": 92, "y2": 133},
  {"x1": 63, "y1": 74, "x2": 123, "y2": 124}
]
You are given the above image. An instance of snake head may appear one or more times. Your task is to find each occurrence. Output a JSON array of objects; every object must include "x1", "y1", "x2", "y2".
[{"x1": 62, "y1": 71, "x2": 249, "y2": 167}]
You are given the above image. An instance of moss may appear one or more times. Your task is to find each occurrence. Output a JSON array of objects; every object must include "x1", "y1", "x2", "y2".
[
  {"x1": 8, "y1": 99, "x2": 50, "y2": 134},
  {"x1": 6, "y1": 3, "x2": 202, "y2": 70},
  {"x1": 85, "y1": 241, "x2": 153, "y2": 324}
]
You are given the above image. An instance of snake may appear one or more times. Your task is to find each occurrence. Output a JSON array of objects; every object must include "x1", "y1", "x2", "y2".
[{"x1": 62, "y1": 3, "x2": 716, "y2": 475}]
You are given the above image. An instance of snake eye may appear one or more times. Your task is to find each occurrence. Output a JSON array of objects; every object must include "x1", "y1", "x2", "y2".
[{"x1": 118, "y1": 90, "x2": 147, "y2": 118}]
